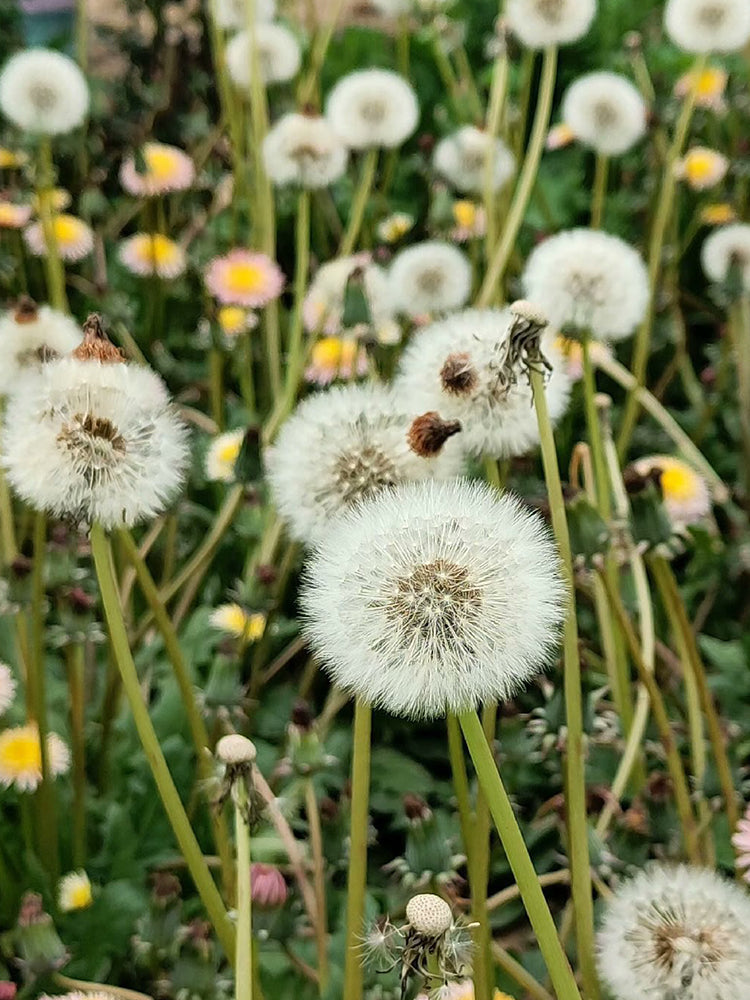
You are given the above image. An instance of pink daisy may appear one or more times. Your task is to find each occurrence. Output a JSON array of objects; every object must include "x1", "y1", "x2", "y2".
[
  {"x1": 0, "y1": 200, "x2": 31, "y2": 229},
  {"x1": 118, "y1": 233, "x2": 187, "y2": 279},
  {"x1": 733, "y1": 804, "x2": 750, "y2": 883},
  {"x1": 304, "y1": 336, "x2": 369, "y2": 386},
  {"x1": 119, "y1": 142, "x2": 195, "y2": 197},
  {"x1": 24, "y1": 214, "x2": 94, "y2": 262},
  {"x1": 204, "y1": 249, "x2": 284, "y2": 307}
]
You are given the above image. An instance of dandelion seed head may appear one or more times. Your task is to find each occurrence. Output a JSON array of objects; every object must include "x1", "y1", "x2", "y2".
[
  {"x1": 433, "y1": 126, "x2": 515, "y2": 195},
  {"x1": 562, "y1": 72, "x2": 647, "y2": 156},
  {"x1": 0, "y1": 49, "x2": 89, "y2": 135},
  {"x1": 665, "y1": 0, "x2": 750, "y2": 53},
  {"x1": 406, "y1": 894, "x2": 453, "y2": 937},
  {"x1": 226, "y1": 24, "x2": 302, "y2": 88},
  {"x1": 505, "y1": 0, "x2": 596, "y2": 49},
  {"x1": 212, "y1": 0, "x2": 276, "y2": 29},
  {"x1": 390, "y1": 241, "x2": 472, "y2": 318},
  {"x1": 326, "y1": 69, "x2": 419, "y2": 150},
  {"x1": 701, "y1": 223, "x2": 750, "y2": 289},
  {"x1": 263, "y1": 112, "x2": 348, "y2": 188},
  {"x1": 216, "y1": 733, "x2": 257, "y2": 765},
  {"x1": 0, "y1": 301, "x2": 81, "y2": 395}
]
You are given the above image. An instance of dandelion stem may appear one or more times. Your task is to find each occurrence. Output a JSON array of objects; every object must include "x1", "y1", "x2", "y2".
[
  {"x1": 66, "y1": 642, "x2": 87, "y2": 868},
  {"x1": 286, "y1": 189, "x2": 312, "y2": 394},
  {"x1": 209, "y1": 348, "x2": 225, "y2": 430},
  {"x1": 477, "y1": 46, "x2": 557, "y2": 306},
  {"x1": 37, "y1": 138, "x2": 68, "y2": 313},
  {"x1": 234, "y1": 779, "x2": 254, "y2": 1000},
  {"x1": 728, "y1": 296, "x2": 750, "y2": 500},
  {"x1": 342, "y1": 697, "x2": 372, "y2": 1000},
  {"x1": 529, "y1": 370, "x2": 600, "y2": 1000},
  {"x1": 490, "y1": 942, "x2": 555, "y2": 1000},
  {"x1": 339, "y1": 149, "x2": 378, "y2": 256},
  {"x1": 484, "y1": 39, "x2": 510, "y2": 258},
  {"x1": 90, "y1": 522, "x2": 236, "y2": 960},
  {"x1": 305, "y1": 780, "x2": 330, "y2": 994},
  {"x1": 446, "y1": 713, "x2": 475, "y2": 874},
  {"x1": 458, "y1": 709, "x2": 582, "y2": 1000},
  {"x1": 590, "y1": 153, "x2": 609, "y2": 229}
]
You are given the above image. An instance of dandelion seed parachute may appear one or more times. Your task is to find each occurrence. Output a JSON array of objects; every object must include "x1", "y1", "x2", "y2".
[
  {"x1": 0, "y1": 49, "x2": 89, "y2": 135},
  {"x1": 664, "y1": 0, "x2": 750, "y2": 53},
  {"x1": 389, "y1": 241, "x2": 472, "y2": 318},
  {"x1": 505, "y1": 0, "x2": 596, "y2": 49},
  {"x1": 226, "y1": 23, "x2": 302, "y2": 88},
  {"x1": 301, "y1": 478, "x2": 564, "y2": 718},
  {"x1": 561, "y1": 72, "x2": 647, "y2": 156},
  {"x1": 0, "y1": 301, "x2": 81, "y2": 395},
  {"x1": 265, "y1": 383, "x2": 464, "y2": 544},
  {"x1": 701, "y1": 223, "x2": 750, "y2": 289},
  {"x1": 433, "y1": 126, "x2": 515, "y2": 195},
  {"x1": 326, "y1": 69, "x2": 419, "y2": 149},
  {"x1": 262, "y1": 112, "x2": 348, "y2": 188}
]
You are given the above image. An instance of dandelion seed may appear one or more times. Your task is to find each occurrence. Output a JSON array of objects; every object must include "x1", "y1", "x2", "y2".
[
  {"x1": 119, "y1": 142, "x2": 195, "y2": 197},
  {"x1": 0, "y1": 663, "x2": 16, "y2": 715},
  {"x1": 562, "y1": 72, "x2": 647, "y2": 156},
  {"x1": 304, "y1": 336, "x2": 369, "y2": 385},
  {"x1": 210, "y1": 604, "x2": 266, "y2": 642},
  {"x1": 0, "y1": 49, "x2": 89, "y2": 135},
  {"x1": 0, "y1": 298, "x2": 81, "y2": 395},
  {"x1": 675, "y1": 147, "x2": 729, "y2": 191},
  {"x1": 701, "y1": 223, "x2": 750, "y2": 289},
  {"x1": 205, "y1": 428, "x2": 245, "y2": 482},
  {"x1": 0, "y1": 724, "x2": 70, "y2": 792},
  {"x1": 226, "y1": 23, "x2": 302, "y2": 88},
  {"x1": 119, "y1": 233, "x2": 187, "y2": 279},
  {"x1": 630, "y1": 455, "x2": 710, "y2": 527},
  {"x1": 58, "y1": 871, "x2": 93, "y2": 912},
  {"x1": 263, "y1": 112, "x2": 348, "y2": 188},
  {"x1": 505, "y1": 0, "x2": 596, "y2": 49},
  {"x1": 433, "y1": 126, "x2": 515, "y2": 196},
  {"x1": 390, "y1": 241, "x2": 472, "y2": 318},
  {"x1": 326, "y1": 69, "x2": 419, "y2": 150},
  {"x1": 664, "y1": 0, "x2": 750, "y2": 53},
  {"x1": 205, "y1": 249, "x2": 284, "y2": 307},
  {"x1": 24, "y1": 214, "x2": 94, "y2": 262}
]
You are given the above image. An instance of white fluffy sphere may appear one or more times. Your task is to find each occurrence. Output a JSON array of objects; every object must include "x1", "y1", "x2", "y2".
[
  {"x1": 326, "y1": 69, "x2": 419, "y2": 150},
  {"x1": 562, "y1": 71, "x2": 647, "y2": 156},
  {"x1": 263, "y1": 112, "x2": 348, "y2": 188},
  {"x1": 664, "y1": 0, "x2": 750, "y2": 53},
  {"x1": 212, "y1": 0, "x2": 276, "y2": 29},
  {"x1": 505, "y1": 0, "x2": 597, "y2": 49},
  {"x1": 0, "y1": 303, "x2": 81, "y2": 395},
  {"x1": 389, "y1": 241, "x2": 472, "y2": 318},
  {"x1": 0, "y1": 49, "x2": 89, "y2": 135},
  {"x1": 226, "y1": 23, "x2": 302, "y2": 87},
  {"x1": 433, "y1": 126, "x2": 515, "y2": 195},
  {"x1": 701, "y1": 223, "x2": 750, "y2": 290}
]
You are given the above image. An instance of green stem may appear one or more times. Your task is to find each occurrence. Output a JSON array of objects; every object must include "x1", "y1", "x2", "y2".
[
  {"x1": 66, "y1": 643, "x2": 87, "y2": 867},
  {"x1": 472, "y1": 703, "x2": 496, "y2": 1000},
  {"x1": 285, "y1": 189, "x2": 312, "y2": 392},
  {"x1": 209, "y1": 348, "x2": 225, "y2": 430},
  {"x1": 581, "y1": 333, "x2": 610, "y2": 519},
  {"x1": 37, "y1": 138, "x2": 68, "y2": 313},
  {"x1": 457, "y1": 710, "x2": 582, "y2": 1000},
  {"x1": 342, "y1": 698, "x2": 372, "y2": 1000},
  {"x1": 529, "y1": 371, "x2": 599, "y2": 1000},
  {"x1": 490, "y1": 942, "x2": 555, "y2": 1000},
  {"x1": 477, "y1": 47, "x2": 557, "y2": 307},
  {"x1": 590, "y1": 153, "x2": 609, "y2": 229},
  {"x1": 339, "y1": 149, "x2": 378, "y2": 256},
  {"x1": 305, "y1": 780, "x2": 329, "y2": 994},
  {"x1": 729, "y1": 296, "x2": 750, "y2": 499},
  {"x1": 234, "y1": 780, "x2": 253, "y2": 1000},
  {"x1": 483, "y1": 41, "x2": 509, "y2": 258},
  {"x1": 89, "y1": 522, "x2": 235, "y2": 960},
  {"x1": 446, "y1": 713, "x2": 475, "y2": 876}
]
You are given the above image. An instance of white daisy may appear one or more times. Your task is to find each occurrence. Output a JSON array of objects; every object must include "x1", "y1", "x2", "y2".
[
  {"x1": 301, "y1": 478, "x2": 564, "y2": 718},
  {"x1": 701, "y1": 223, "x2": 750, "y2": 290},
  {"x1": 562, "y1": 71, "x2": 647, "y2": 156},
  {"x1": 326, "y1": 69, "x2": 419, "y2": 150},
  {"x1": 262, "y1": 112, "x2": 348, "y2": 188},
  {"x1": 664, "y1": 0, "x2": 750, "y2": 53},
  {"x1": 264, "y1": 383, "x2": 464, "y2": 544},
  {"x1": 303, "y1": 252, "x2": 398, "y2": 343},
  {"x1": 226, "y1": 23, "x2": 302, "y2": 88},
  {"x1": 389, "y1": 241, "x2": 472, "y2": 318},
  {"x1": 0, "y1": 299, "x2": 81, "y2": 395},
  {"x1": 597, "y1": 864, "x2": 750, "y2": 1000},
  {"x1": 212, "y1": 0, "x2": 276, "y2": 30},
  {"x1": 58, "y1": 871, "x2": 93, "y2": 912},
  {"x1": 0, "y1": 663, "x2": 16, "y2": 714},
  {"x1": 505, "y1": 0, "x2": 597, "y2": 49},
  {"x1": 0, "y1": 48, "x2": 89, "y2": 135},
  {"x1": 433, "y1": 126, "x2": 515, "y2": 195},
  {"x1": 630, "y1": 455, "x2": 711, "y2": 528},
  {"x1": 521, "y1": 228, "x2": 649, "y2": 341},
  {"x1": 394, "y1": 308, "x2": 571, "y2": 459},
  {"x1": 205, "y1": 428, "x2": 245, "y2": 482}
]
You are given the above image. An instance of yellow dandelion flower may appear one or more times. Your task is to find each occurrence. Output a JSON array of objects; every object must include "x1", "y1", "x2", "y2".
[
  {"x1": 631, "y1": 455, "x2": 710, "y2": 527},
  {"x1": 376, "y1": 212, "x2": 414, "y2": 244},
  {"x1": 205, "y1": 429, "x2": 244, "y2": 482},
  {"x1": 0, "y1": 724, "x2": 70, "y2": 792},
  {"x1": 674, "y1": 66, "x2": 727, "y2": 111},
  {"x1": 451, "y1": 199, "x2": 486, "y2": 241},
  {"x1": 701, "y1": 202, "x2": 736, "y2": 226},
  {"x1": 0, "y1": 147, "x2": 28, "y2": 169},
  {"x1": 58, "y1": 870, "x2": 93, "y2": 912},
  {"x1": 217, "y1": 306, "x2": 256, "y2": 337},
  {"x1": 210, "y1": 604, "x2": 266, "y2": 642},
  {"x1": 675, "y1": 147, "x2": 729, "y2": 191}
]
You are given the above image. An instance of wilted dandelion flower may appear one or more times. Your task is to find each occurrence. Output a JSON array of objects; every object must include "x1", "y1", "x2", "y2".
[
  {"x1": 326, "y1": 69, "x2": 419, "y2": 149},
  {"x1": 212, "y1": 0, "x2": 276, "y2": 29},
  {"x1": 205, "y1": 428, "x2": 245, "y2": 482},
  {"x1": 0, "y1": 298, "x2": 81, "y2": 395},
  {"x1": 303, "y1": 253, "x2": 396, "y2": 342},
  {"x1": 561, "y1": 72, "x2": 647, "y2": 156},
  {"x1": 265, "y1": 383, "x2": 463, "y2": 543},
  {"x1": 119, "y1": 142, "x2": 195, "y2": 197},
  {"x1": 210, "y1": 604, "x2": 266, "y2": 642},
  {"x1": 0, "y1": 49, "x2": 89, "y2": 135},
  {"x1": 395, "y1": 308, "x2": 571, "y2": 459},
  {"x1": 631, "y1": 455, "x2": 710, "y2": 527},
  {"x1": 0, "y1": 724, "x2": 70, "y2": 792},
  {"x1": 304, "y1": 336, "x2": 369, "y2": 385},
  {"x1": 0, "y1": 200, "x2": 31, "y2": 229},
  {"x1": 226, "y1": 24, "x2": 302, "y2": 88},
  {"x1": 701, "y1": 203, "x2": 735, "y2": 226},
  {"x1": 664, "y1": 0, "x2": 750, "y2": 53},
  {"x1": 377, "y1": 212, "x2": 415, "y2": 244},
  {"x1": 118, "y1": 233, "x2": 186, "y2": 279},
  {"x1": 675, "y1": 65, "x2": 728, "y2": 111},
  {"x1": 301, "y1": 478, "x2": 563, "y2": 718},
  {"x1": 675, "y1": 147, "x2": 729, "y2": 190},
  {"x1": 505, "y1": 0, "x2": 596, "y2": 48},
  {"x1": 701, "y1": 223, "x2": 750, "y2": 289},
  {"x1": 1, "y1": 317, "x2": 189, "y2": 529},
  {"x1": 58, "y1": 871, "x2": 93, "y2": 912},
  {"x1": 546, "y1": 122, "x2": 576, "y2": 150},
  {"x1": 521, "y1": 228, "x2": 649, "y2": 341},
  {"x1": 390, "y1": 241, "x2": 472, "y2": 318},
  {"x1": 597, "y1": 863, "x2": 750, "y2": 999},
  {"x1": 732, "y1": 804, "x2": 750, "y2": 883},
  {"x1": 450, "y1": 200, "x2": 486, "y2": 242},
  {"x1": 217, "y1": 305, "x2": 255, "y2": 337},
  {"x1": 0, "y1": 664, "x2": 16, "y2": 714},
  {"x1": 205, "y1": 249, "x2": 284, "y2": 307},
  {"x1": 433, "y1": 126, "x2": 515, "y2": 195},
  {"x1": 24, "y1": 214, "x2": 94, "y2": 262},
  {"x1": 262, "y1": 112, "x2": 348, "y2": 188}
]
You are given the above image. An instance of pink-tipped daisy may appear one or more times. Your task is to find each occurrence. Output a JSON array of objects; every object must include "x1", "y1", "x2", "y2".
[
  {"x1": 0, "y1": 200, "x2": 31, "y2": 229},
  {"x1": 0, "y1": 724, "x2": 70, "y2": 793},
  {"x1": 24, "y1": 214, "x2": 94, "y2": 262},
  {"x1": 118, "y1": 233, "x2": 187, "y2": 279},
  {"x1": 119, "y1": 142, "x2": 195, "y2": 197},
  {"x1": 733, "y1": 803, "x2": 750, "y2": 883},
  {"x1": 450, "y1": 200, "x2": 486, "y2": 242},
  {"x1": 674, "y1": 147, "x2": 729, "y2": 191},
  {"x1": 204, "y1": 249, "x2": 284, "y2": 307},
  {"x1": 631, "y1": 455, "x2": 711, "y2": 527},
  {"x1": 304, "y1": 336, "x2": 369, "y2": 385},
  {"x1": 674, "y1": 65, "x2": 728, "y2": 112}
]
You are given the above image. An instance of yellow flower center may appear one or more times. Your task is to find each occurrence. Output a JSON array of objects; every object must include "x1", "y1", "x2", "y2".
[
  {"x1": 696, "y1": 67, "x2": 727, "y2": 99},
  {"x1": 221, "y1": 604, "x2": 249, "y2": 635},
  {"x1": 52, "y1": 215, "x2": 85, "y2": 245},
  {"x1": 245, "y1": 613, "x2": 266, "y2": 642},
  {"x1": 145, "y1": 146, "x2": 181, "y2": 181},
  {"x1": 0, "y1": 731, "x2": 41, "y2": 773},
  {"x1": 70, "y1": 882, "x2": 93, "y2": 909},
  {"x1": 453, "y1": 200, "x2": 478, "y2": 229},
  {"x1": 137, "y1": 234, "x2": 179, "y2": 266},
  {"x1": 217, "y1": 438, "x2": 242, "y2": 465},
  {"x1": 660, "y1": 463, "x2": 698, "y2": 501},
  {"x1": 682, "y1": 149, "x2": 725, "y2": 187},
  {"x1": 701, "y1": 202, "x2": 735, "y2": 225},
  {"x1": 312, "y1": 336, "x2": 348, "y2": 367},
  {"x1": 225, "y1": 262, "x2": 264, "y2": 295},
  {"x1": 218, "y1": 306, "x2": 247, "y2": 334}
]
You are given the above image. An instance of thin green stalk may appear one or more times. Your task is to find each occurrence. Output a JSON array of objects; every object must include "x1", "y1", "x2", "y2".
[
  {"x1": 458, "y1": 710, "x2": 582, "y2": 1000},
  {"x1": 209, "y1": 348, "x2": 225, "y2": 430},
  {"x1": 618, "y1": 54, "x2": 707, "y2": 456},
  {"x1": 477, "y1": 47, "x2": 557, "y2": 306},
  {"x1": 339, "y1": 149, "x2": 378, "y2": 256},
  {"x1": 89, "y1": 522, "x2": 235, "y2": 960},
  {"x1": 454, "y1": 45, "x2": 483, "y2": 122},
  {"x1": 342, "y1": 698, "x2": 372, "y2": 1000},
  {"x1": 305, "y1": 780, "x2": 329, "y2": 994},
  {"x1": 581, "y1": 333, "x2": 610, "y2": 518},
  {"x1": 431, "y1": 39, "x2": 463, "y2": 117},
  {"x1": 116, "y1": 527, "x2": 234, "y2": 898},
  {"x1": 297, "y1": 0, "x2": 348, "y2": 108},
  {"x1": 590, "y1": 153, "x2": 609, "y2": 229},
  {"x1": 396, "y1": 15, "x2": 410, "y2": 77},
  {"x1": 472, "y1": 703, "x2": 496, "y2": 1000},
  {"x1": 446, "y1": 713, "x2": 475, "y2": 876},
  {"x1": 490, "y1": 942, "x2": 555, "y2": 1000},
  {"x1": 729, "y1": 296, "x2": 750, "y2": 499},
  {"x1": 529, "y1": 370, "x2": 599, "y2": 1000},
  {"x1": 234, "y1": 780, "x2": 253, "y2": 1000},
  {"x1": 37, "y1": 138, "x2": 68, "y2": 313},
  {"x1": 285, "y1": 189, "x2": 311, "y2": 392},
  {"x1": 0, "y1": 470, "x2": 17, "y2": 568},
  {"x1": 483, "y1": 40, "x2": 510, "y2": 257},
  {"x1": 66, "y1": 643, "x2": 87, "y2": 867}
]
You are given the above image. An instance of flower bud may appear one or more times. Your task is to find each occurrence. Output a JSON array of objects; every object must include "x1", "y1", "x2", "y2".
[{"x1": 251, "y1": 863, "x2": 288, "y2": 910}]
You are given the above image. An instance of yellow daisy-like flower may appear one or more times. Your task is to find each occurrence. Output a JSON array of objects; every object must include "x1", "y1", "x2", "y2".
[
  {"x1": 119, "y1": 142, "x2": 195, "y2": 197},
  {"x1": 674, "y1": 66, "x2": 727, "y2": 111},
  {"x1": 0, "y1": 724, "x2": 70, "y2": 792},
  {"x1": 205, "y1": 428, "x2": 244, "y2": 482},
  {"x1": 675, "y1": 147, "x2": 729, "y2": 191},
  {"x1": 546, "y1": 121, "x2": 576, "y2": 150},
  {"x1": 205, "y1": 249, "x2": 284, "y2": 307},
  {"x1": 0, "y1": 200, "x2": 31, "y2": 229},
  {"x1": 0, "y1": 147, "x2": 28, "y2": 169},
  {"x1": 701, "y1": 202, "x2": 736, "y2": 226},
  {"x1": 217, "y1": 306, "x2": 256, "y2": 337},
  {"x1": 304, "y1": 335, "x2": 369, "y2": 385},
  {"x1": 210, "y1": 604, "x2": 266, "y2": 642},
  {"x1": 451, "y1": 199, "x2": 486, "y2": 242},
  {"x1": 632, "y1": 455, "x2": 710, "y2": 527},
  {"x1": 376, "y1": 212, "x2": 414, "y2": 244},
  {"x1": 118, "y1": 233, "x2": 186, "y2": 279},
  {"x1": 32, "y1": 188, "x2": 72, "y2": 213},
  {"x1": 24, "y1": 214, "x2": 94, "y2": 262},
  {"x1": 58, "y1": 870, "x2": 93, "y2": 912}
]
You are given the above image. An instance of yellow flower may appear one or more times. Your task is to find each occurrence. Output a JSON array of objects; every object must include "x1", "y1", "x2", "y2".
[
  {"x1": 0, "y1": 200, "x2": 31, "y2": 229},
  {"x1": 210, "y1": 604, "x2": 266, "y2": 642},
  {"x1": 24, "y1": 213, "x2": 94, "y2": 262},
  {"x1": 451, "y1": 199, "x2": 486, "y2": 241},
  {"x1": 119, "y1": 233, "x2": 186, "y2": 279},
  {"x1": 32, "y1": 188, "x2": 72, "y2": 213},
  {"x1": 0, "y1": 724, "x2": 70, "y2": 792},
  {"x1": 546, "y1": 122, "x2": 576, "y2": 150},
  {"x1": 58, "y1": 870, "x2": 93, "y2": 912},
  {"x1": 304, "y1": 336, "x2": 368, "y2": 385},
  {"x1": 0, "y1": 147, "x2": 28, "y2": 169},
  {"x1": 675, "y1": 147, "x2": 729, "y2": 191},
  {"x1": 674, "y1": 66, "x2": 727, "y2": 111},
  {"x1": 218, "y1": 306, "x2": 253, "y2": 336},
  {"x1": 701, "y1": 202, "x2": 736, "y2": 226},
  {"x1": 631, "y1": 455, "x2": 710, "y2": 527},
  {"x1": 205, "y1": 428, "x2": 244, "y2": 482},
  {"x1": 376, "y1": 212, "x2": 414, "y2": 244}
]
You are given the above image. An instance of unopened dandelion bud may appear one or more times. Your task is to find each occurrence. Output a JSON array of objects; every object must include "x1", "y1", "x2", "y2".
[
  {"x1": 407, "y1": 412, "x2": 462, "y2": 458},
  {"x1": 251, "y1": 863, "x2": 288, "y2": 910},
  {"x1": 406, "y1": 893, "x2": 453, "y2": 937},
  {"x1": 73, "y1": 314, "x2": 125, "y2": 365},
  {"x1": 440, "y1": 353, "x2": 478, "y2": 396}
]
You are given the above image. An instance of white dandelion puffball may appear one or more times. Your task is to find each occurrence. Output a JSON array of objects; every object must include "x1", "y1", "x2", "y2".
[
  {"x1": 326, "y1": 69, "x2": 419, "y2": 150},
  {"x1": 212, "y1": 0, "x2": 276, "y2": 30},
  {"x1": 265, "y1": 383, "x2": 464, "y2": 544},
  {"x1": 701, "y1": 223, "x2": 750, "y2": 290},
  {"x1": 664, "y1": 0, "x2": 750, "y2": 53},
  {"x1": 505, "y1": 0, "x2": 597, "y2": 49},
  {"x1": 301, "y1": 478, "x2": 564, "y2": 718},
  {"x1": 2, "y1": 353, "x2": 189, "y2": 529},
  {"x1": 390, "y1": 241, "x2": 472, "y2": 318},
  {"x1": 0, "y1": 49, "x2": 89, "y2": 135},
  {"x1": 597, "y1": 864, "x2": 750, "y2": 1000},
  {"x1": 0, "y1": 301, "x2": 81, "y2": 395},
  {"x1": 263, "y1": 112, "x2": 348, "y2": 188},
  {"x1": 226, "y1": 23, "x2": 302, "y2": 88},
  {"x1": 433, "y1": 126, "x2": 515, "y2": 195},
  {"x1": 562, "y1": 72, "x2": 647, "y2": 156},
  {"x1": 303, "y1": 253, "x2": 397, "y2": 342},
  {"x1": 394, "y1": 308, "x2": 571, "y2": 460},
  {"x1": 521, "y1": 228, "x2": 649, "y2": 341}
]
